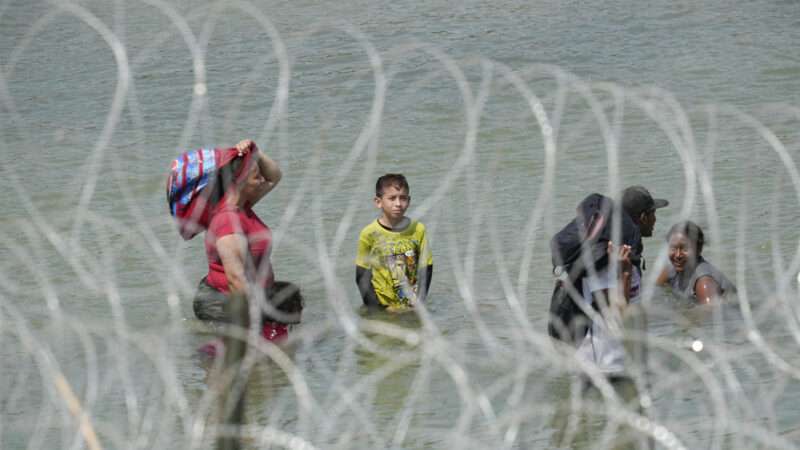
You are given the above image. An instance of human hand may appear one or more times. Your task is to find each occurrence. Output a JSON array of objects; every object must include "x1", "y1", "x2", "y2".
[
  {"x1": 619, "y1": 244, "x2": 632, "y2": 272},
  {"x1": 608, "y1": 241, "x2": 633, "y2": 307},
  {"x1": 607, "y1": 241, "x2": 632, "y2": 272},
  {"x1": 234, "y1": 139, "x2": 259, "y2": 157}
]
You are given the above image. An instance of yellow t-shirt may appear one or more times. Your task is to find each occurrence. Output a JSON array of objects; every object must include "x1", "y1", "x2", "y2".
[{"x1": 355, "y1": 219, "x2": 433, "y2": 307}]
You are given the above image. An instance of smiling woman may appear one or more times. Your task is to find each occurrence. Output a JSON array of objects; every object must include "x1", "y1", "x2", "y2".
[{"x1": 657, "y1": 221, "x2": 736, "y2": 304}]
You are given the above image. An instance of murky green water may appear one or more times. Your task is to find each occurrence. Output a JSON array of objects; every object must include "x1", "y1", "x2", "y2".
[{"x1": 1, "y1": 0, "x2": 800, "y2": 448}]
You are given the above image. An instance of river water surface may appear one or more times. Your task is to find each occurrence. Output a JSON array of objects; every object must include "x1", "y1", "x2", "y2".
[{"x1": 1, "y1": 1, "x2": 800, "y2": 449}]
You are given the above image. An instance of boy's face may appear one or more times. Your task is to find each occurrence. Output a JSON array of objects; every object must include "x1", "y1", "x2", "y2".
[{"x1": 374, "y1": 184, "x2": 410, "y2": 222}]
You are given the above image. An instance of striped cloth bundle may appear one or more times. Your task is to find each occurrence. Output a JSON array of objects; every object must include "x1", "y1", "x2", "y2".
[{"x1": 166, "y1": 147, "x2": 244, "y2": 240}]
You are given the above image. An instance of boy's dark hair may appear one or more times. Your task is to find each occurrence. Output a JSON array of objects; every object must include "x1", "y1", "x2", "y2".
[
  {"x1": 375, "y1": 173, "x2": 409, "y2": 197},
  {"x1": 666, "y1": 220, "x2": 705, "y2": 255}
]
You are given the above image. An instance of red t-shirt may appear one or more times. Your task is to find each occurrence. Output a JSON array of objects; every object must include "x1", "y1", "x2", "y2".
[{"x1": 204, "y1": 205, "x2": 274, "y2": 293}]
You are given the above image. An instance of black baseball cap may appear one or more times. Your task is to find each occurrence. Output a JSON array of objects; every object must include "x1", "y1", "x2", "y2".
[{"x1": 621, "y1": 185, "x2": 669, "y2": 217}]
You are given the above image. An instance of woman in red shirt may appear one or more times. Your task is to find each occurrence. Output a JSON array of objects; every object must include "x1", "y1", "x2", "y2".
[{"x1": 193, "y1": 139, "x2": 302, "y2": 346}]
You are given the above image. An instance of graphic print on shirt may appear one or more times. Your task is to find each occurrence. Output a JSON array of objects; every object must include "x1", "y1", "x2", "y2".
[
  {"x1": 356, "y1": 220, "x2": 431, "y2": 308},
  {"x1": 379, "y1": 238, "x2": 420, "y2": 305}
]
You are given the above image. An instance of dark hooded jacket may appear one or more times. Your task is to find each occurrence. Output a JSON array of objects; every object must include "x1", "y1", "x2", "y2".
[
  {"x1": 547, "y1": 193, "x2": 641, "y2": 344},
  {"x1": 551, "y1": 193, "x2": 641, "y2": 275}
]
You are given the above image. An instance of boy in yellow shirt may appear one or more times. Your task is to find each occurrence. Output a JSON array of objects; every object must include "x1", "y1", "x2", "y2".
[{"x1": 355, "y1": 174, "x2": 433, "y2": 310}]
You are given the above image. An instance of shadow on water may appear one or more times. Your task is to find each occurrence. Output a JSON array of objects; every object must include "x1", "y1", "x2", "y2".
[
  {"x1": 185, "y1": 317, "x2": 306, "y2": 449},
  {"x1": 350, "y1": 307, "x2": 435, "y2": 448},
  {"x1": 623, "y1": 291, "x2": 759, "y2": 450},
  {"x1": 543, "y1": 301, "x2": 655, "y2": 450},
  {"x1": 542, "y1": 294, "x2": 740, "y2": 450},
  {"x1": 185, "y1": 307, "x2": 432, "y2": 449},
  {"x1": 178, "y1": 289, "x2": 762, "y2": 450},
  {"x1": 548, "y1": 375, "x2": 655, "y2": 450}
]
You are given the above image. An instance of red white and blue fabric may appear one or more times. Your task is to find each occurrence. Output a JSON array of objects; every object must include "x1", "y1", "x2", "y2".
[{"x1": 166, "y1": 147, "x2": 250, "y2": 240}]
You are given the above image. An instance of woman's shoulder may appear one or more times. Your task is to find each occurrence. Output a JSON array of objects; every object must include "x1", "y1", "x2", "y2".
[
  {"x1": 692, "y1": 259, "x2": 719, "y2": 281},
  {"x1": 692, "y1": 258, "x2": 735, "y2": 294}
]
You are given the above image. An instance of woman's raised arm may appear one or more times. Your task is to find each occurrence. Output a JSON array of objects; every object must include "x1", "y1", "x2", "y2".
[
  {"x1": 253, "y1": 152, "x2": 282, "y2": 201},
  {"x1": 235, "y1": 139, "x2": 282, "y2": 204}
]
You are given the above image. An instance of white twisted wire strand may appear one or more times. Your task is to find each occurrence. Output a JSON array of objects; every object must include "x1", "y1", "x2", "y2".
[{"x1": 1, "y1": 2, "x2": 799, "y2": 450}]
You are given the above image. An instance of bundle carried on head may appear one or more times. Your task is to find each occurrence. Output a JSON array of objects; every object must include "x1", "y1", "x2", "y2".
[{"x1": 166, "y1": 147, "x2": 255, "y2": 240}]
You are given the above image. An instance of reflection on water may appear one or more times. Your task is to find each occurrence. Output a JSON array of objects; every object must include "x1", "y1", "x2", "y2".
[
  {"x1": 351, "y1": 308, "x2": 431, "y2": 448},
  {"x1": 549, "y1": 376, "x2": 653, "y2": 450}
]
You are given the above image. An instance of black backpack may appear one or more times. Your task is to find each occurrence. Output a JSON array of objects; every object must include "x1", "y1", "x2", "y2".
[
  {"x1": 547, "y1": 194, "x2": 640, "y2": 345},
  {"x1": 547, "y1": 264, "x2": 591, "y2": 345}
]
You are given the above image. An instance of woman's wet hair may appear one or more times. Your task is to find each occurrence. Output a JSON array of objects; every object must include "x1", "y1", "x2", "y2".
[
  {"x1": 208, "y1": 156, "x2": 245, "y2": 205},
  {"x1": 666, "y1": 220, "x2": 705, "y2": 254}
]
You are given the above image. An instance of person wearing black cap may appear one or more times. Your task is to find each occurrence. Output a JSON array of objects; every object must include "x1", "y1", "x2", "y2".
[
  {"x1": 616, "y1": 185, "x2": 668, "y2": 429},
  {"x1": 621, "y1": 185, "x2": 669, "y2": 304},
  {"x1": 622, "y1": 186, "x2": 669, "y2": 239}
]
